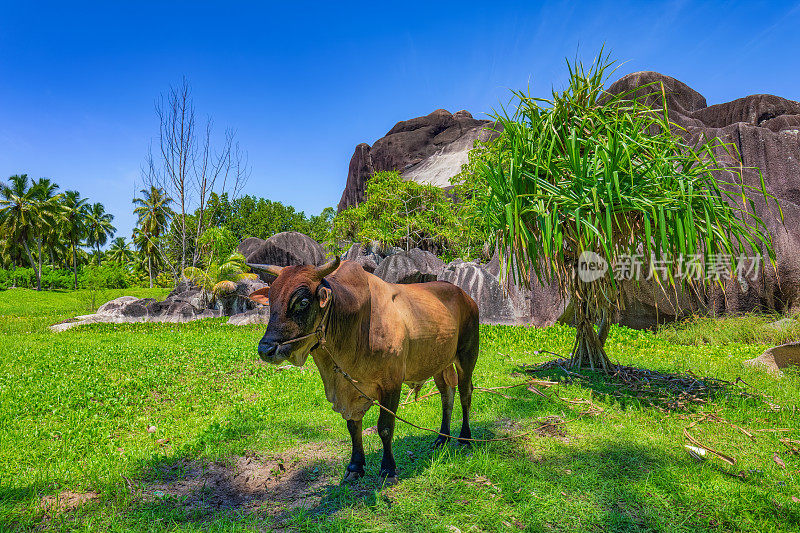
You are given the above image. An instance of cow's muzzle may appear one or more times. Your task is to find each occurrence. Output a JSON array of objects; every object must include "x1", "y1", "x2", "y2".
[{"x1": 258, "y1": 341, "x2": 280, "y2": 362}]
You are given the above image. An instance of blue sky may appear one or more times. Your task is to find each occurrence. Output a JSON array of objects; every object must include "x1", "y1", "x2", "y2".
[{"x1": 2, "y1": 1, "x2": 799, "y2": 241}]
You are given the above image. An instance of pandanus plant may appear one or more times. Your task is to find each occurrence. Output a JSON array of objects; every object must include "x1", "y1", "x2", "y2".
[{"x1": 477, "y1": 51, "x2": 779, "y2": 372}]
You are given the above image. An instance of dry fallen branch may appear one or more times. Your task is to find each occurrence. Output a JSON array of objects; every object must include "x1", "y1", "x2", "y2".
[{"x1": 683, "y1": 427, "x2": 737, "y2": 465}]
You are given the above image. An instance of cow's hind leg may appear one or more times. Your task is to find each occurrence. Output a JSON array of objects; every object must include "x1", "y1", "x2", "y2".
[
  {"x1": 456, "y1": 328, "x2": 479, "y2": 446},
  {"x1": 377, "y1": 387, "x2": 402, "y2": 483},
  {"x1": 343, "y1": 419, "x2": 365, "y2": 482},
  {"x1": 432, "y1": 373, "x2": 455, "y2": 448},
  {"x1": 456, "y1": 369, "x2": 474, "y2": 446}
]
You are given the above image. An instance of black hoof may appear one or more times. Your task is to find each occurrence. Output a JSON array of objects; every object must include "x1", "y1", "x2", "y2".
[
  {"x1": 342, "y1": 464, "x2": 364, "y2": 483},
  {"x1": 432, "y1": 435, "x2": 450, "y2": 448},
  {"x1": 379, "y1": 470, "x2": 398, "y2": 485},
  {"x1": 457, "y1": 438, "x2": 472, "y2": 448}
]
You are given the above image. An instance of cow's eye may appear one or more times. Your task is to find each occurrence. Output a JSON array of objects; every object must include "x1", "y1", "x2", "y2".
[{"x1": 297, "y1": 298, "x2": 310, "y2": 310}]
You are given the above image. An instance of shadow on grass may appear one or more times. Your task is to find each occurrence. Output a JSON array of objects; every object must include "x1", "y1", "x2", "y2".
[
  {"x1": 522, "y1": 360, "x2": 751, "y2": 412},
  {"x1": 121, "y1": 430, "x2": 463, "y2": 530},
  {"x1": 507, "y1": 440, "x2": 746, "y2": 531}
]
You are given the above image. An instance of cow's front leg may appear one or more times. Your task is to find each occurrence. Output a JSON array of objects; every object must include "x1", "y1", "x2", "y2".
[
  {"x1": 343, "y1": 419, "x2": 365, "y2": 482},
  {"x1": 377, "y1": 388, "x2": 402, "y2": 483}
]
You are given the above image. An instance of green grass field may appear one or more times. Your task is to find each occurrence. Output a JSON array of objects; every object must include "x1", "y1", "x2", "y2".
[{"x1": 1, "y1": 288, "x2": 799, "y2": 532}]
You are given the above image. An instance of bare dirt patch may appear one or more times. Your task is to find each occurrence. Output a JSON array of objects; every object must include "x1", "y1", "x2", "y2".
[
  {"x1": 39, "y1": 490, "x2": 99, "y2": 515},
  {"x1": 535, "y1": 415, "x2": 569, "y2": 441},
  {"x1": 494, "y1": 415, "x2": 570, "y2": 442},
  {"x1": 141, "y1": 443, "x2": 341, "y2": 518}
]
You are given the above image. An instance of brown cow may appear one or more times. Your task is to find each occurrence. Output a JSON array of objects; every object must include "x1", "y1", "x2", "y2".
[{"x1": 250, "y1": 256, "x2": 479, "y2": 483}]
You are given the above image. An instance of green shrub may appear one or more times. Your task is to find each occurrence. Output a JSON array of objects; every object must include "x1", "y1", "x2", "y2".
[
  {"x1": 155, "y1": 271, "x2": 174, "y2": 288},
  {"x1": 330, "y1": 171, "x2": 491, "y2": 261},
  {"x1": 79, "y1": 263, "x2": 134, "y2": 290},
  {"x1": 39, "y1": 266, "x2": 73, "y2": 290}
]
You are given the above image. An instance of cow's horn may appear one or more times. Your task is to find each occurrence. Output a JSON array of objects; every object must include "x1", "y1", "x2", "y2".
[
  {"x1": 248, "y1": 263, "x2": 284, "y2": 277},
  {"x1": 313, "y1": 256, "x2": 340, "y2": 280}
]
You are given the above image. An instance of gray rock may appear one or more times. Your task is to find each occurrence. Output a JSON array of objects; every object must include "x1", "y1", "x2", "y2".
[
  {"x1": 239, "y1": 232, "x2": 326, "y2": 283},
  {"x1": 407, "y1": 248, "x2": 446, "y2": 279},
  {"x1": 374, "y1": 252, "x2": 438, "y2": 284},
  {"x1": 344, "y1": 243, "x2": 364, "y2": 261},
  {"x1": 227, "y1": 306, "x2": 271, "y2": 326},
  {"x1": 607, "y1": 71, "x2": 800, "y2": 321},
  {"x1": 744, "y1": 342, "x2": 800, "y2": 375},
  {"x1": 339, "y1": 74, "x2": 800, "y2": 328},
  {"x1": 438, "y1": 261, "x2": 521, "y2": 324},
  {"x1": 167, "y1": 279, "x2": 200, "y2": 299},
  {"x1": 366, "y1": 240, "x2": 391, "y2": 257},
  {"x1": 353, "y1": 254, "x2": 379, "y2": 273},
  {"x1": 96, "y1": 296, "x2": 140, "y2": 317}
]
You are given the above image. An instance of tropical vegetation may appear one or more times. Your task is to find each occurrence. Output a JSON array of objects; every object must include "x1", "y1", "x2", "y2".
[
  {"x1": 0, "y1": 174, "x2": 119, "y2": 291},
  {"x1": 475, "y1": 52, "x2": 779, "y2": 371},
  {"x1": 182, "y1": 226, "x2": 257, "y2": 308}
]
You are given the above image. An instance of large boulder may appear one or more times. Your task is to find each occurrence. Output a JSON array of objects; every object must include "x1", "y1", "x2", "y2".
[
  {"x1": 744, "y1": 342, "x2": 800, "y2": 375},
  {"x1": 438, "y1": 260, "x2": 527, "y2": 324},
  {"x1": 96, "y1": 296, "x2": 140, "y2": 317},
  {"x1": 227, "y1": 306, "x2": 271, "y2": 326},
  {"x1": 406, "y1": 248, "x2": 446, "y2": 279},
  {"x1": 353, "y1": 254, "x2": 379, "y2": 273},
  {"x1": 239, "y1": 232, "x2": 327, "y2": 282},
  {"x1": 338, "y1": 109, "x2": 500, "y2": 211},
  {"x1": 239, "y1": 232, "x2": 326, "y2": 268},
  {"x1": 485, "y1": 252, "x2": 567, "y2": 327},
  {"x1": 606, "y1": 71, "x2": 800, "y2": 321},
  {"x1": 164, "y1": 279, "x2": 204, "y2": 309},
  {"x1": 374, "y1": 252, "x2": 436, "y2": 284},
  {"x1": 50, "y1": 275, "x2": 268, "y2": 332},
  {"x1": 340, "y1": 74, "x2": 800, "y2": 327},
  {"x1": 371, "y1": 249, "x2": 446, "y2": 284},
  {"x1": 50, "y1": 294, "x2": 223, "y2": 332}
]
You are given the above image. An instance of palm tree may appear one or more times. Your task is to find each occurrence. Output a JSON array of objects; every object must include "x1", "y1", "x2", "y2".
[
  {"x1": 107, "y1": 236, "x2": 134, "y2": 264},
  {"x1": 0, "y1": 175, "x2": 61, "y2": 290},
  {"x1": 133, "y1": 186, "x2": 173, "y2": 288},
  {"x1": 61, "y1": 191, "x2": 89, "y2": 289},
  {"x1": 478, "y1": 52, "x2": 777, "y2": 372},
  {"x1": 85, "y1": 202, "x2": 116, "y2": 258},
  {"x1": 132, "y1": 227, "x2": 157, "y2": 286},
  {"x1": 32, "y1": 178, "x2": 63, "y2": 290}
]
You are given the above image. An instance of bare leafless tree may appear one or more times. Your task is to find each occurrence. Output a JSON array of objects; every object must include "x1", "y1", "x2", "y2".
[{"x1": 142, "y1": 78, "x2": 250, "y2": 271}]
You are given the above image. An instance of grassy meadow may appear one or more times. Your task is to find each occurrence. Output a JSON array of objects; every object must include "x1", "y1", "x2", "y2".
[{"x1": 1, "y1": 288, "x2": 799, "y2": 532}]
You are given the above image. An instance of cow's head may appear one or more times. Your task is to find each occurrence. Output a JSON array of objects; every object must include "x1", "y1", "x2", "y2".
[{"x1": 248, "y1": 257, "x2": 340, "y2": 366}]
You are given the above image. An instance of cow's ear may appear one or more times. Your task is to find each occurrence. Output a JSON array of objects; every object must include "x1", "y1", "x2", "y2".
[
  {"x1": 317, "y1": 285, "x2": 332, "y2": 309},
  {"x1": 249, "y1": 287, "x2": 270, "y2": 306}
]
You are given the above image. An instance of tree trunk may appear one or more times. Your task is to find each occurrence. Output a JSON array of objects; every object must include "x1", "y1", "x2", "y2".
[
  {"x1": 72, "y1": 243, "x2": 78, "y2": 290},
  {"x1": 148, "y1": 255, "x2": 153, "y2": 288},
  {"x1": 569, "y1": 296, "x2": 613, "y2": 372},
  {"x1": 36, "y1": 238, "x2": 42, "y2": 291},
  {"x1": 22, "y1": 240, "x2": 38, "y2": 289}
]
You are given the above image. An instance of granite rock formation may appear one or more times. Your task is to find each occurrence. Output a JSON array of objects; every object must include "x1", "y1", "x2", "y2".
[
  {"x1": 337, "y1": 109, "x2": 499, "y2": 211},
  {"x1": 239, "y1": 231, "x2": 327, "y2": 282},
  {"x1": 606, "y1": 72, "x2": 800, "y2": 322}
]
